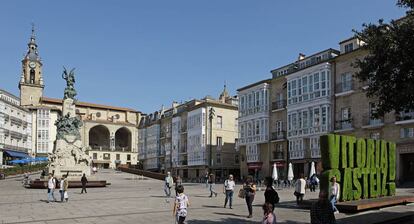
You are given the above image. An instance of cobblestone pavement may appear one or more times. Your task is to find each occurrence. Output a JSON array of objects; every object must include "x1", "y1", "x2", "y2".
[{"x1": 0, "y1": 170, "x2": 413, "y2": 224}]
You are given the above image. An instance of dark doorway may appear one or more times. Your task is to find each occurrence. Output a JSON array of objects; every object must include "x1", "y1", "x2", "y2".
[
  {"x1": 401, "y1": 153, "x2": 414, "y2": 182},
  {"x1": 115, "y1": 127, "x2": 132, "y2": 151}
]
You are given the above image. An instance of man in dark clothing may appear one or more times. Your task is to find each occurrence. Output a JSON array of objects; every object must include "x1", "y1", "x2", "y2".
[
  {"x1": 81, "y1": 174, "x2": 88, "y2": 194},
  {"x1": 264, "y1": 177, "x2": 279, "y2": 212},
  {"x1": 310, "y1": 191, "x2": 336, "y2": 224}
]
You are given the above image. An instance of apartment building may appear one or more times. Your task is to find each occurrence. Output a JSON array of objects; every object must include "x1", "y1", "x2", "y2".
[
  {"x1": 334, "y1": 37, "x2": 414, "y2": 184},
  {"x1": 268, "y1": 69, "x2": 289, "y2": 179},
  {"x1": 237, "y1": 79, "x2": 271, "y2": 179},
  {"x1": 139, "y1": 88, "x2": 239, "y2": 181},
  {"x1": 0, "y1": 89, "x2": 32, "y2": 166},
  {"x1": 285, "y1": 49, "x2": 339, "y2": 177}
]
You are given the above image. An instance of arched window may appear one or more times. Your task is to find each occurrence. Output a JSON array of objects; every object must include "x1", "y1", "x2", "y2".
[{"x1": 30, "y1": 69, "x2": 35, "y2": 84}]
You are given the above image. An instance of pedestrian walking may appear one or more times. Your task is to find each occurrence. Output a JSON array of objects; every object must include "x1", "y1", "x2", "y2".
[
  {"x1": 63, "y1": 175, "x2": 69, "y2": 202},
  {"x1": 208, "y1": 173, "x2": 217, "y2": 197},
  {"x1": 59, "y1": 176, "x2": 65, "y2": 202},
  {"x1": 173, "y1": 185, "x2": 190, "y2": 224},
  {"x1": 309, "y1": 174, "x2": 319, "y2": 192},
  {"x1": 204, "y1": 171, "x2": 209, "y2": 188},
  {"x1": 47, "y1": 173, "x2": 56, "y2": 203},
  {"x1": 175, "y1": 175, "x2": 182, "y2": 196},
  {"x1": 164, "y1": 172, "x2": 174, "y2": 197},
  {"x1": 243, "y1": 175, "x2": 256, "y2": 218},
  {"x1": 264, "y1": 177, "x2": 279, "y2": 212},
  {"x1": 223, "y1": 174, "x2": 235, "y2": 209},
  {"x1": 262, "y1": 202, "x2": 277, "y2": 224},
  {"x1": 294, "y1": 173, "x2": 306, "y2": 205},
  {"x1": 329, "y1": 176, "x2": 340, "y2": 214},
  {"x1": 81, "y1": 173, "x2": 88, "y2": 194},
  {"x1": 310, "y1": 191, "x2": 336, "y2": 224}
]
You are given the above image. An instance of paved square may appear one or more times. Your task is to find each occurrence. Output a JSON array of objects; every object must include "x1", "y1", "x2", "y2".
[{"x1": 0, "y1": 170, "x2": 412, "y2": 224}]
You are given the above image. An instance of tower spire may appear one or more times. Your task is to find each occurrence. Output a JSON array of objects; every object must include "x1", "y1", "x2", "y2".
[{"x1": 29, "y1": 23, "x2": 36, "y2": 45}]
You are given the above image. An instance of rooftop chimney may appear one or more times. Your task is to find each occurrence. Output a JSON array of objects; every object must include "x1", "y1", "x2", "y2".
[{"x1": 298, "y1": 53, "x2": 306, "y2": 61}]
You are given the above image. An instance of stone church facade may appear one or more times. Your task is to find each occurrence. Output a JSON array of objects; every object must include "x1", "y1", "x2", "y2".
[{"x1": 19, "y1": 28, "x2": 142, "y2": 169}]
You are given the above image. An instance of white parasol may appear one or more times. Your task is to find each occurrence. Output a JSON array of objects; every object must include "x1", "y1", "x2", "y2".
[
  {"x1": 272, "y1": 163, "x2": 278, "y2": 181},
  {"x1": 288, "y1": 162, "x2": 294, "y2": 181}
]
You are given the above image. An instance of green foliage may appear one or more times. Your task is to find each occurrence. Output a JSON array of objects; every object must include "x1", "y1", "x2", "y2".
[
  {"x1": 388, "y1": 143, "x2": 396, "y2": 181},
  {"x1": 356, "y1": 138, "x2": 367, "y2": 168},
  {"x1": 348, "y1": 136, "x2": 356, "y2": 168},
  {"x1": 353, "y1": 4, "x2": 414, "y2": 117},
  {"x1": 361, "y1": 168, "x2": 370, "y2": 199},
  {"x1": 397, "y1": 0, "x2": 414, "y2": 9},
  {"x1": 388, "y1": 182, "x2": 396, "y2": 196},
  {"x1": 367, "y1": 139, "x2": 375, "y2": 168},
  {"x1": 341, "y1": 136, "x2": 348, "y2": 168},
  {"x1": 381, "y1": 168, "x2": 388, "y2": 196},
  {"x1": 369, "y1": 167, "x2": 378, "y2": 198},
  {"x1": 380, "y1": 140, "x2": 388, "y2": 169},
  {"x1": 375, "y1": 140, "x2": 381, "y2": 168},
  {"x1": 0, "y1": 163, "x2": 47, "y2": 176},
  {"x1": 342, "y1": 168, "x2": 354, "y2": 201},
  {"x1": 320, "y1": 134, "x2": 340, "y2": 169},
  {"x1": 353, "y1": 168, "x2": 362, "y2": 200}
]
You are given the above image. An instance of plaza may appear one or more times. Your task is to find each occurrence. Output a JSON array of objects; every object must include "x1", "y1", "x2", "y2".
[{"x1": 0, "y1": 170, "x2": 413, "y2": 224}]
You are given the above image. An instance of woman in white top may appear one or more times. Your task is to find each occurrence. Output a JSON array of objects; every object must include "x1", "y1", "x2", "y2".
[
  {"x1": 294, "y1": 173, "x2": 306, "y2": 205},
  {"x1": 330, "y1": 176, "x2": 340, "y2": 214},
  {"x1": 223, "y1": 174, "x2": 236, "y2": 209}
]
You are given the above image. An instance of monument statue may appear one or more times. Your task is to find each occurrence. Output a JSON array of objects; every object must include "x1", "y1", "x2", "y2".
[
  {"x1": 48, "y1": 67, "x2": 91, "y2": 178},
  {"x1": 62, "y1": 67, "x2": 77, "y2": 100}
]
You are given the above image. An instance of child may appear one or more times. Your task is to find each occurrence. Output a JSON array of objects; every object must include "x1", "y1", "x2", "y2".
[
  {"x1": 173, "y1": 185, "x2": 190, "y2": 224},
  {"x1": 262, "y1": 202, "x2": 277, "y2": 224}
]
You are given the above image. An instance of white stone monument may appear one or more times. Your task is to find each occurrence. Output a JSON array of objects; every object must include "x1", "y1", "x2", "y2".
[{"x1": 48, "y1": 68, "x2": 91, "y2": 178}]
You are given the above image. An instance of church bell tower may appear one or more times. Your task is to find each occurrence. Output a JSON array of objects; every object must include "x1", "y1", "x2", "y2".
[{"x1": 19, "y1": 24, "x2": 44, "y2": 106}]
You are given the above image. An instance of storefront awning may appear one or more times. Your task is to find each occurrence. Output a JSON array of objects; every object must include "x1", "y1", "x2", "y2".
[{"x1": 4, "y1": 150, "x2": 29, "y2": 158}]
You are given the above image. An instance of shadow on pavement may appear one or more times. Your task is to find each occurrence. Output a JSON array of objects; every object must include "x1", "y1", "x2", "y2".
[
  {"x1": 202, "y1": 205, "x2": 224, "y2": 208},
  {"x1": 337, "y1": 211, "x2": 414, "y2": 224},
  {"x1": 189, "y1": 217, "x2": 307, "y2": 224},
  {"x1": 213, "y1": 212, "x2": 246, "y2": 218}
]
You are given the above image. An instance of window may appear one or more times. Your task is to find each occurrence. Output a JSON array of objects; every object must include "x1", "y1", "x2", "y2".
[
  {"x1": 216, "y1": 116, "x2": 223, "y2": 129},
  {"x1": 276, "y1": 120, "x2": 283, "y2": 133},
  {"x1": 30, "y1": 69, "x2": 35, "y2": 84},
  {"x1": 127, "y1": 154, "x2": 131, "y2": 161},
  {"x1": 235, "y1": 155, "x2": 239, "y2": 164},
  {"x1": 93, "y1": 153, "x2": 98, "y2": 160},
  {"x1": 103, "y1": 153, "x2": 111, "y2": 160},
  {"x1": 216, "y1": 153, "x2": 221, "y2": 164},
  {"x1": 400, "y1": 128, "x2": 414, "y2": 138},
  {"x1": 216, "y1": 137, "x2": 222, "y2": 149},
  {"x1": 345, "y1": 43, "x2": 354, "y2": 53},
  {"x1": 341, "y1": 108, "x2": 351, "y2": 121},
  {"x1": 116, "y1": 154, "x2": 120, "y2": 160}
]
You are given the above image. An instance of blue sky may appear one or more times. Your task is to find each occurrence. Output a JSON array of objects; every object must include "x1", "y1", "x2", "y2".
[{"x1": 0, "y1": 1, "x2": 406, "y2": 113}]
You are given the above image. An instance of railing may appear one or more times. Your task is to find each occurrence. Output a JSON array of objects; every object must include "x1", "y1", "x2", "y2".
[
  {"x1": 335, "y1": 119, "x2": 353, "y2": 130},
  {"x1": 271, "y1": 131, "x2": 286, "y2": 141},
  {"x1": 336, "y1": 81, "x2": 353, "y2": 93},
  {"x1": 362, "y1": 114, "x2": 383, "y2": 126},
  {"x1": 272, "y1": 100, "x2": 287, "y2": 110}
]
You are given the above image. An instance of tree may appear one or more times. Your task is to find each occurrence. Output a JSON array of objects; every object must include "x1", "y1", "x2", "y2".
[{"x1": 353, "y1": 0, "x2": 414, "y2": 117}]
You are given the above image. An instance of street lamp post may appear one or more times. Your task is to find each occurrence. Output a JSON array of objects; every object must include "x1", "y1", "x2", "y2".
[{"x1": 208, "y1": 107, "x2": 215, "y2": 171}]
